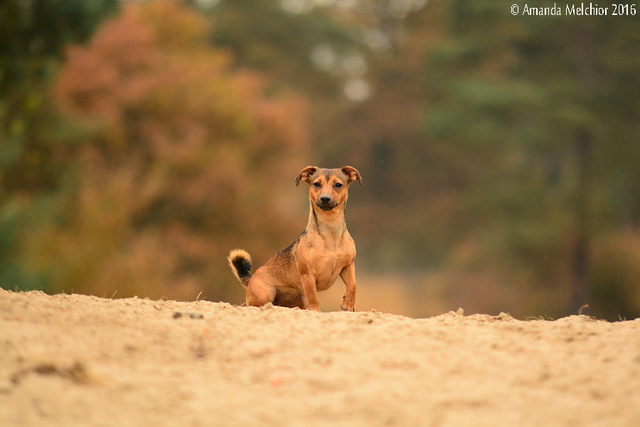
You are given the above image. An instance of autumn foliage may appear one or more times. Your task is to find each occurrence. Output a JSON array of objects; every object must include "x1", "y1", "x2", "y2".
[{"x1": 31, "y1": 1, "x2": 309, "y2": 301}]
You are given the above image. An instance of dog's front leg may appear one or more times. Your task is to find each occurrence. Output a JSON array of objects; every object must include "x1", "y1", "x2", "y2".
[
  {"x1": 339, "y1": 262, "x2": 357, "y2": 312},
  {"x1": 301, "y1": 273, "x2": 321, "y2": 312}
]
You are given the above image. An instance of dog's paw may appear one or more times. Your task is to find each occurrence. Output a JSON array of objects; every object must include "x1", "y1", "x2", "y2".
[{"x1": 340, "y1": 297, "x2": 355, "y2": 312}]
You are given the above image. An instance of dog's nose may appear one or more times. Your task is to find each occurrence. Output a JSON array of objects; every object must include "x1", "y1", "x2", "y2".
[{"x1": 320, "y1": 196, "x2": 332, "y2": 204}]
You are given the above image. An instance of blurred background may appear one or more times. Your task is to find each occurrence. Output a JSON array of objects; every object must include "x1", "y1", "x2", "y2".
[{"x1": 2, "y1": 0, "x2": 639, "y2": 320}]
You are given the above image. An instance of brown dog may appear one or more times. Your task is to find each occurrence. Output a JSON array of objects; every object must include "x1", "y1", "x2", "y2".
[{"x1": 228, "y1": 166, "x2": 361, "y2": 312}]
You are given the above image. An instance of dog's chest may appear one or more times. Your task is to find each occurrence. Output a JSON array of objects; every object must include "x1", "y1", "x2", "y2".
[
  {"x1": 297, "y1": 234, "x2": 354, "y2": 291},
  {"x1": 313, "y1": 251, "x2": 351, "y2": 290}
]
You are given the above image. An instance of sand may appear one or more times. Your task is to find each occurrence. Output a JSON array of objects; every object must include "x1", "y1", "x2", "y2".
[{"x1": 1, "y1": 288, "x2": 640, "y2": 426}]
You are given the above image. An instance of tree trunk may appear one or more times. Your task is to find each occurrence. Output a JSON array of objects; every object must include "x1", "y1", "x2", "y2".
[
  {"x1": 572, "y1": 129, "x2": 591, "y2": 313},
  {"x1": 572, "y1": 26, "x2": 594, "y2": 314}
]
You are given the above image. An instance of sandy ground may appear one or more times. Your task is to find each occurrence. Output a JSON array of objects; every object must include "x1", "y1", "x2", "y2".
[{"x1": 1, "y1": 289, "x2": 640, "y2": 427}]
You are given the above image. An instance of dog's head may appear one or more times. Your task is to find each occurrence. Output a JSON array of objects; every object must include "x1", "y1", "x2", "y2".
[{"x1": 296, "y1": 166, "x2": 362, "y2": 213}]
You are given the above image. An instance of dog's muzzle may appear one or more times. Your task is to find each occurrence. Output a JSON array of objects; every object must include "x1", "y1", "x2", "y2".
[{"x1": 317, "y1": 196, "x2": 337, "y2": 211}]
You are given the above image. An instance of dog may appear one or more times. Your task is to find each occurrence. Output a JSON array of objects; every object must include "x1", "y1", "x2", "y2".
[{"x1": 228, "y1": 166, "x2": 361, "y2": 312}]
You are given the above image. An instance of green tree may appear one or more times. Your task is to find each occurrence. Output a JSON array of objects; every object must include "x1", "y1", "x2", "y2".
[
  {"x1": 420, "y1": 0, "x2": 640, "y2": 319},
  {"x1": 0, "y1": 0, "x2": 118, "y2": 189},
  {"x1": 0, "y1": 0, "x2": 117, "y2": 290}
]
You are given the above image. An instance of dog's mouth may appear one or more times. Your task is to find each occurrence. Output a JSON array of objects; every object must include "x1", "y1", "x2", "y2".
[{"x1": 316, "y1": 201, "x2": 337, "y2": 211}]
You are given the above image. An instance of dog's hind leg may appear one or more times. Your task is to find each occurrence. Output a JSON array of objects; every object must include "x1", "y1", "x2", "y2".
[
  {"x1": 245, "y1": 277, "x2": 277, "y2": 307},
  {"x1": 273, "y1": 291, "x2": 308, "y2": 309}
]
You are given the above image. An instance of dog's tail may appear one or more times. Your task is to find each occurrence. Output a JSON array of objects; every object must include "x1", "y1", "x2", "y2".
[{"x1": 228, "y1": 249, "x2": 252, "y2": 287}]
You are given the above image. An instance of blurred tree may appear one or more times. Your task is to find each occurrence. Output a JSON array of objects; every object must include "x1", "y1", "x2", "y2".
[
  {"x1": 420, "y1": 0, "x2": 640, "y2": 319},
  {"x1": 206, "y1": 0, "x2": 372, "y2": 157},
  {"x1": 0, "y1": 0, "x2": 117, "y2": 290},
  {"x1": 0, "y1": 0, "x2": 118, "y2": 190},
  {"x1": 20, "y1": 1, "x2": 309, "y2": 301}
]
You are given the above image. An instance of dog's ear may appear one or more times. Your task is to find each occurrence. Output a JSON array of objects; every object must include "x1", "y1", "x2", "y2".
[
  {"x1": 296, "y1": 166, "x2": 318, "y2": 186},
  {"x1": 341, "y1": 166, "x2": 362, "y2": 186}
]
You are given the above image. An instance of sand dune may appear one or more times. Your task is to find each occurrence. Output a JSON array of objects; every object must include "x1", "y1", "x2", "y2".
[{"x1": 1, "y1": 289, "x2": 639, "y2": 426}]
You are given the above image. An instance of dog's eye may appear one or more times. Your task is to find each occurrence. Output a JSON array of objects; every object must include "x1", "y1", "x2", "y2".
[
  {"x1": 334, "y1": 182, "x2": 343, "y2": 189},
  {"x1": 313, "y1": 182, "x2": 322, "y2": 188}
]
